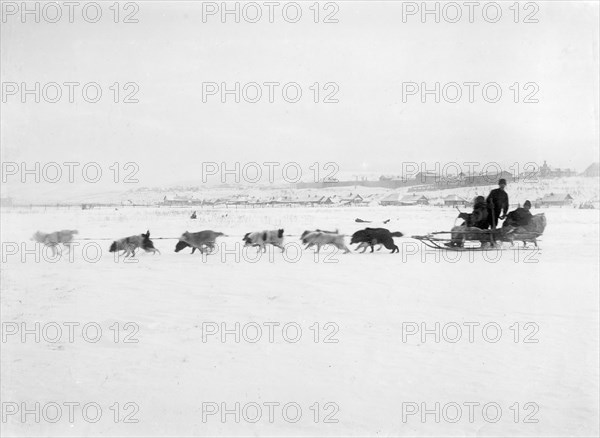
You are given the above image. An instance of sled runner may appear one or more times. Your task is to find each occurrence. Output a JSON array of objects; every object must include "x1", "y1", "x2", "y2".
[
  {"x1": 412, "y1": 212, "x2": 546, "y2": 251},
  {"x1": 411, "y1": 229, "x2": 543, "y2": 252}
]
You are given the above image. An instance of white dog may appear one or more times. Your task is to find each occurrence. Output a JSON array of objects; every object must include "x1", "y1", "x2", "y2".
[
  {"x1": 300, "y1": 230, "x2": 350, "y2": 253},
  {"x1": 32, "y1": 230, "x2": 78, "y2": 255},
  {"x1": 243, "y1": 229, "x2": 285, "y2": 252}
]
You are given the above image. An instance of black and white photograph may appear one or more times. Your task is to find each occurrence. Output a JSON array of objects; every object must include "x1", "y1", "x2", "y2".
[{"x1": 1, "y1": 1, "x2": 599, "y2": 436}]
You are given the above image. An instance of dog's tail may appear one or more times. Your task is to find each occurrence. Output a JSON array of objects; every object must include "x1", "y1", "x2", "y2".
[{"x1": 391, "y1": 231, "x2": 404, "y2": 237}]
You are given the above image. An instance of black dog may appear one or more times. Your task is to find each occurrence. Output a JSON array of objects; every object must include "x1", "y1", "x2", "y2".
[{"x1": 350, "y1": 228, "x2": 403, "y2": 254}]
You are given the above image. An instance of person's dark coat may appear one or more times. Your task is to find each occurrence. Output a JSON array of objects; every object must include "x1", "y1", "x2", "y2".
[
  {"x1": 469, "y1": 199, "x2": 490, "y2": 229},
  {"x1": 504, "y1": 207, "x2": 533, "y2": 228},
  {"x1": 486, "y1": 188, "x2": 509, "y2": 225}
]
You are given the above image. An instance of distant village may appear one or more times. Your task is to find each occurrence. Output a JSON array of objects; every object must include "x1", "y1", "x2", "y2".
[
  {"x1": 2, "y1": 161, "x2": 599, "y2": 210},
  {"x1": 154, "y1": 161, "x2": 599, "y2": 210},
  {"x1": 157, "y1": 190, "x2": 590, "y2": 209}
]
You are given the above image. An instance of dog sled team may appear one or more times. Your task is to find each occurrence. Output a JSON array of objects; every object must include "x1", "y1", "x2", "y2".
[
  {"x1": 175, "y1": 227, "x2": 404, "y2": 256},
  {"x1": 30, "y1": 226, "x2": 406, "y2": 258},
  {"x1": 31, "y1": 178, "x2": 547, "y2": 257}
]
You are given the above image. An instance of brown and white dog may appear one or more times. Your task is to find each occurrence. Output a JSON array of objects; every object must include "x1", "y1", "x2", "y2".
[
  {"x1": 32, "y1": 229, "x2": 78, "y2": 255},
  {"x1": 300, "y1": 229, "x2": 337, "y2": 250},
  {"x1": 109, "y1": 230, "x2": 160, "y2": 257},
  {"x1": 243, "y1": 229, "x2": 285, "y2": 252},
  {"x1": 300, "y1": 230, "x2": 350, "y2": 253},
  {"x1": 175, "y1": 230, "x2": 225, "y2": 254}
]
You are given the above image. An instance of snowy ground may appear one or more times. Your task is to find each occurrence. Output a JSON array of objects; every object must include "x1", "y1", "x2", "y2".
[{"x1": 1, "y1": 205, "x2": 598, "y2": 437}]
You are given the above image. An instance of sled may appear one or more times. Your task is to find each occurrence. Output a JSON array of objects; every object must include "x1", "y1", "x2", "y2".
[
  {"x1": 411, "y1": 229, "x2": 543, "y2": 252},
  {"x1": 411, "y1": 209, "x2": 546, "y2": 252}
]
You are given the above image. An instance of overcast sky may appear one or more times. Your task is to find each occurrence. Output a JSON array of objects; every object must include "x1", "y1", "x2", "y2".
[{"x1": 1, "y1": 1, "x2": 598, "y2": 194}]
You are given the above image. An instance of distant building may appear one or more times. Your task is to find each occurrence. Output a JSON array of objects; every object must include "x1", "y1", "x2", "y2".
[
  {"x1": 162, "y1": 194, "x2": 192, "y2": 206},
  {"x1": 537, "y1": 193, "x2": 574, "y2": 207},
  {"x1": 339, "y1": 194, "x2": 364, "y2": 205},
  {"x1": 539, "y1": 160, "x2": 577, "y2": 178},
  {"x1": 443, "y1": 194, "x2": 469, "y2": 207},
  {"x1": 379, "y1": 193, "x2": 427, "y2": 206},
  {"x1": 414, "y1": 171, "x2": 439, "y2": 184},
  {"x1": 380, "y1": 193, "x2": 402, "y2": 206},
  {"x1": 402, "y1": 194, "x2": 429, "y2": 205}
]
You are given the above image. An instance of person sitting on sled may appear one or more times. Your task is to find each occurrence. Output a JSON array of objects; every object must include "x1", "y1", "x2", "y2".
[
  {"x1": 463, "y1": 196, "x2": 490, "y2": 229},
  {"x1": 447, "y1": 196, "x2": 492, "y2": 248},
  {"x1": 503, "y1": 200, "x2": 533, "y2": 228}
]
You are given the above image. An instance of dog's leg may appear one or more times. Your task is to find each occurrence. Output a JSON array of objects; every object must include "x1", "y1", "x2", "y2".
[
  {"x1": 48, "y1": 243, "x2": 61, "y2": 258},
  {"x1": 204, "y1": 243, "x2": 215, "y2": 255}
]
